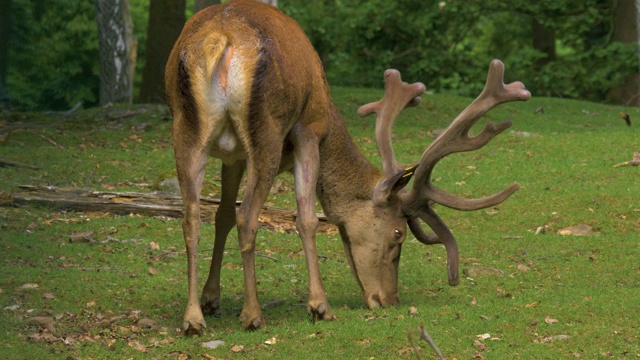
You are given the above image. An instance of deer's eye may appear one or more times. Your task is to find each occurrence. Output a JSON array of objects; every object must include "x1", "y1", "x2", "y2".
[{"x1": 394, "y1": 229, "x2": 403, "y2": 240}]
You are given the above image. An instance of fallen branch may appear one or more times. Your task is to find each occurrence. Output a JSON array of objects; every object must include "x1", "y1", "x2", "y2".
[
  {"x1": 0, "y1": 158, "x2": 41, "y2": 169},
  {"x1": 39, "y1": 134, "x2": 64, "y2": 149},
  {"x1": 612, "y1": 151, "x2": 640, "y2": 168},
  {"x1": 419, "y1": 325, "x2": 446, "y2": 360},
  {"x1": 409, "y1": 324, "x2": 446, "y2": 360},
  {"x1": 10, "y1": 185, "x2": 336, "y2": 234}
]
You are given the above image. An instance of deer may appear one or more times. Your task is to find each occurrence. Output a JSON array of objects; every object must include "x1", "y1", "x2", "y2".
[{"x1": 165, "y1": 0, "x2": 531, "y2": 336}]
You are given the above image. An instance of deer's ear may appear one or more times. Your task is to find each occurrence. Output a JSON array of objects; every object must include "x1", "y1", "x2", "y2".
[{"x1": 373, "y1": 165, "x2": 417, "y2": 205}]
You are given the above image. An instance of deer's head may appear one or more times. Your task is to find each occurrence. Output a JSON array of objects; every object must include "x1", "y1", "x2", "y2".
[{"x1": 343, "y1": 60, "x2": 530, "y2": 307}]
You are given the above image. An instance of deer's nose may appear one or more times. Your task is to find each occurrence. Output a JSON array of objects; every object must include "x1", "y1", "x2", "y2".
[
  {"x1": 382, "y1": 292, "x2": 400, "y2": 307},
  {"x1": 366, "y1": 293, "x2": 382, "y2": 308}
]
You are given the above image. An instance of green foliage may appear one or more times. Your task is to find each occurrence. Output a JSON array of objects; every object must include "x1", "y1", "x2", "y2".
[
  {"x1": 282, "y1": 0, "x2": 635, "y2": 102},
  {"x1": 3, "y1": 0, "x2": 637, "y2": 110},
  {"x1": 8, "y1": 1, "x2": 99, "y2": 110},
  {"x1": 6, "y1": 0, "x2": 151, "y2": 111}
]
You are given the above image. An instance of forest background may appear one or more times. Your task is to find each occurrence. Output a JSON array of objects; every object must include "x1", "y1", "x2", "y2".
[{"x1": 0, "y1": 0, "x2": 639, "y2": 111}]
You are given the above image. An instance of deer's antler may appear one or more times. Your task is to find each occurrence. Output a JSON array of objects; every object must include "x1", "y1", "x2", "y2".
[
  {"x1": 358, "y1": 69, "x2": 425, "y2": 177},
  {"x1": 360, "y1": 59, "x2": 530, "y2": 286},
  {"x1": 405, "y1": 59, "x2": 530, "y2": 285},
  {"x1": 406, "y1": 59, "x2": 530, "y2": 211}
]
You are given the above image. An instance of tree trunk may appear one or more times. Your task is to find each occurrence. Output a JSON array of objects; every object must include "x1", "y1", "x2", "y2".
[
  {"x1": 532, "y1": 19, "x2": 556, "y2": 67},
  {"x1": 607, "y1": 0, "x2": 639, "y2": 105},
  {"x1": 0, "y1": 0, "x2": 12, "y2": 104},
  {"x1": 95, "y1": 0, "x2": 134, "y2": 105},
  {"x1": 637, "y1": 0, "x2": 640, "y2": 103},
  {"x1": 195, "y1": 0, "x2": 218, "y2": 13},
  {"x1": 139, "y1": 0, "x2": 185, "y2": 103}
]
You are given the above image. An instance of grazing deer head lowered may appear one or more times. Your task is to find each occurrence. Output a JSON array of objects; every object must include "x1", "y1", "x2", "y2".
[{"x1": 165, "y1": 0, "x2": 530, "y2": 336}]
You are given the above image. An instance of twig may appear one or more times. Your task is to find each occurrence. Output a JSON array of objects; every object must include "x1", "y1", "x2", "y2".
[
  {"x1": 40, "y1": 134, "x2": 64, "y2": 149},
  {"x1": 84, "y1": 165, "x2": 97, "y2": 187},
  {"x1": 256, "y1": 252, "x2": 279, "y2": 261},
  {"x1": 613, "y1": 151, "x2": 640, "y2": 168},
  {"x1": 261, "y1": 299, "x2": 285, "y2": 310},
  {"x1": 0, "y1": 158, "x2": 41, "y2": 169},
  {"x1": 62, "y1": 102, "x2": 83, "y2": 116},
  {"x1": 408, "y1": 327, "x2": 423, "y2": 360},
  {"x1": 419, "y1": 325, "x2": 446, "y2": 360}
]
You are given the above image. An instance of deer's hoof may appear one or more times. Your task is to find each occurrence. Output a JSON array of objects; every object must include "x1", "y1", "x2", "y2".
[
  {"x1": 182, "y1": 318, "x2": 206, "y2": 336},
  {"x1": 308, "y1": 302, "x2": 335, "y2": 323},
  {"x1": 201, "y1": 299, "x2": 221, "y2": 317},
  {"x1": 240, "y1": 312, "x2": 265, "y2": 331}
]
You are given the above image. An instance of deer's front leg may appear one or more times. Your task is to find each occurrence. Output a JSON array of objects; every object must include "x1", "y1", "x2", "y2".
[
  {"x1": 201, "y1": 162, "x2": 245, "y2": 316},
  {"x1": 291, "y1": 126, "x2": 335, "y2": 322}
]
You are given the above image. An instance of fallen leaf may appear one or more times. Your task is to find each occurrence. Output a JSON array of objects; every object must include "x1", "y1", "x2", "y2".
[
  {"x1": 43, "y1": 293, "x2": 55, "y2": 299},
  {"x1": 201, "y1": 354, "x2": 218, "y2": 360},
  {"x1": 471, "y1": 297, "x2": 477, "y2": 306},
  {"x1": 148, "y1": 267, "x2": 158, "y2": 275},
  {"x1": 525, "y1": 302, "x2": 538, "y2": 308},
  {"x1": 538, "y1": 334, "x2": 570, "y2": 343},
  {"x1": 85, "y1": 301, "x2": 96, "y2": 308},
  {"x1": 28, "y1": 332, "x2": 60, "y2": 343},
  {"x1": 557, "y1": 224, "x2": 592, "y2": 236},
  {"x1": 409, "y1": 306, "x2": 418, "y2": 315},
  {"x1": 69, "y1": 231, "x2": 94, "y2": 243},
  {"x1": 150, "y1": 241, "x2": 160, "y2": 251},
  {"x1": 545, "y1": 316, "x2": 559, "y2": 324},
  {"x1": 517, "y1": 264, "x2": 530, "y2": 272},
  {"x1": 29, "y1": 316, "x2": 56, "y2": 333},
  {"x1": 21, "y1": 283, "x2": 39, "y2": 289},
  {"x1": 230, "y1": 344, "x2": 244, "y2": 353},
  {"x1": 137, "y1": 317, "x2": 156, "y2": 329},
  {"x1": 473, "y1": 339, "x2": 487, "y2": 351},
  {"x1": 202, "y1": 340, "x2": 225, "y2": 349},
  {"x1": 128, "y1": 340, "x2": 147, "y2": 352},
  {"x1": 496, "y1": 288, "x2": 512, "y2": 298},
  {"x1": 477, "y1": 333, "x2": 491, "y2": 340},
  {"x1": 264, "y1": 336, "x2": 278, "y2": 345},
  {"x1": 109, "y1": 315, "x2": 125, "y2": 323}
]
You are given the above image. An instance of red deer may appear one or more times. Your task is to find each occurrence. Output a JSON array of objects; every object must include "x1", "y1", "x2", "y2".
[{"x1": 165, "y1": 0, "x2": 530, "y2": 335}]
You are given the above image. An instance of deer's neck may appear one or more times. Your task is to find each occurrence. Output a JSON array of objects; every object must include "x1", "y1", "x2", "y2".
[{"x1": 316, "y1": 105, "x2": 383, "y2": 224}]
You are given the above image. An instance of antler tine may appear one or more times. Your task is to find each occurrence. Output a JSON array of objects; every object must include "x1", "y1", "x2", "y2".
[
  {"x1": 402, "y1": 59, "x2": 529, "y2": 288},
  {"x1": 358, "y1": 69, "x2": 426, "y2": 177},
  {"x1": 407, "y1": 59, "x2": 530, "y2": 211}
]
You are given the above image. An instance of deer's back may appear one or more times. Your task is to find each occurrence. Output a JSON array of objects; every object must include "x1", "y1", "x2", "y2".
[{"x1": 166, "y1": 0, "x2": 332, "y2": 165}]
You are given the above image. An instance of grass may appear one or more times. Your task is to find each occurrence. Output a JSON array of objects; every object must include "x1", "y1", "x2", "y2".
[{"x1": 1, "y1": 83, "x2": 639, "y2": 359}]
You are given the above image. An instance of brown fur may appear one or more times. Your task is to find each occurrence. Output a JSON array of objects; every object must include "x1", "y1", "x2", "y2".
[
  {"x1": 166, "y1": 0, "x2": 412, "y2": 335},
  {"x1": 165, "y1": 0, "x2": 533, "y2": 336}
]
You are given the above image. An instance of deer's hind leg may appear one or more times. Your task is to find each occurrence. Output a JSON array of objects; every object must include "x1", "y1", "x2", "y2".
[
  {"x1": 174, "y1": 135, "x2": 209, "y2": 336},
  {"x1": 201, "y1": 161, "x2": 245, "y2": 316}
]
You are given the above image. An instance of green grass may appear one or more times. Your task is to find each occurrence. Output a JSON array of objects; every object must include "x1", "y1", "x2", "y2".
[{"x1": 1, "y1": 86, "x2": 639, "y2": 359}]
